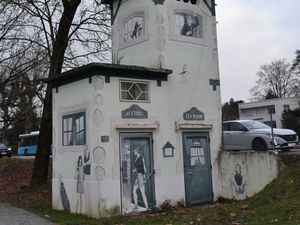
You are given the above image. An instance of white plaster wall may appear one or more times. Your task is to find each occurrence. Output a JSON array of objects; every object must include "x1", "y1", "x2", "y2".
[{"x1": 219, "y1": 151, "x2": 281, "y2": 200}]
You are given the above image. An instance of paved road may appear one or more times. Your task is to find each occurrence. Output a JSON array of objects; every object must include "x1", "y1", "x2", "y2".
[{"x1": 0, "y1": 203, "x2": 56, "y2": 225}]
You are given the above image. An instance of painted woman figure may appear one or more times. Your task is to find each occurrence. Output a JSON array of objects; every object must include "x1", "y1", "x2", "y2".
[
  {"x1": 75, "y1": 155, "x2": 85, "y2": 213},
  {"x1": 132, "y1": 148, "x2": 149, "y2": 210},
  {"x1": 231, "y1": 163, "x2": 247, "y2": 200},
  {"x1": 181, "y1": 14, "x2": 199, "y2": 38}
]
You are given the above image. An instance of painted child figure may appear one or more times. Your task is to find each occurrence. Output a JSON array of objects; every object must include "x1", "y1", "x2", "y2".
[{"x1": 231, "y1": 163, "x2": 247, "y2": 200}]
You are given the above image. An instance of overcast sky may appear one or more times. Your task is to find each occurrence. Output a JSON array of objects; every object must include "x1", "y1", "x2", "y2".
[{"x1": 216, "y1": 0, "x2": 300, "y2": 103}]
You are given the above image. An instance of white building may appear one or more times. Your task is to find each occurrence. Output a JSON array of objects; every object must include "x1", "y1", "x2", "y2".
[{"x1": 239, "y1": 97, "x2": 300, "y2": 128}]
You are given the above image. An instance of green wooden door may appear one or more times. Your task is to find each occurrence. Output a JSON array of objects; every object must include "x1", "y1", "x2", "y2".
[
  {"x1": 120, "y1": 133, "x2": 155, "y2": 213},
  {"x1": 183, "y1": 132, "x2": 213, "y2": 206}
]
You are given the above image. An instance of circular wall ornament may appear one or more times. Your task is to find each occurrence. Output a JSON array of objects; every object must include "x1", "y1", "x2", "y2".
[
  {"x1": 93, "y1": 75, "x2": 104, "y2": 90},
  {"x1": 95, "y1": 94, "x2": 103, "y2": 107},
  {"x1": 93, "y1": 146, "x2": 106, "y2": 164},
  {"x1": 95, "y1": 166, "x2": 105, "y2": 182},
  {"x1": 94, "y1": 109, "x2": 103, "y2": 127}
]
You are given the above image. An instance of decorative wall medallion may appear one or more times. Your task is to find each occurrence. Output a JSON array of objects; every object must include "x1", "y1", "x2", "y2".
[
  {"x1": 121, "y1": 104, "x2": 148, "y2": 119},
  {"x1": 93, "y1": 75, "x2": 104, "y2": 90},
  {"x1": 94, "y1": 109, "x2": 103, "y2": 127},
  {"x1": 162, "y1": 141, "x2": 175, "y2": 158},
  {"x1": 95, "y1": 166, "x2": 105, "y2": 182},
  {"x1": 209, "y1": 79, "x2": 220, "y2": 91},
  {"x1": 93, "y1": 146, "x2": 106, "y2": 164},
  {"x1": 95, "y1": 94, "x2": 103, "y2": 107},
  {"x1": 153, "y1": 0, "x2": 165, "y2": 5},
  {"x1": 183, "y1": 107, "x2": 205, "y2": 120}
]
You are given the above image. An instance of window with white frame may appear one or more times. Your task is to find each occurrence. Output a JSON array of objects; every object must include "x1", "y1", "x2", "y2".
[
  {"x1": 63, "y1": 112, "x2": 86, "y2": 146},
  {"x1": 120, "y1": 80, "x2": 150, "y2": 102}
]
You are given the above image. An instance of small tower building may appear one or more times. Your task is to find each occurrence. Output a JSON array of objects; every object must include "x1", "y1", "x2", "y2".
[{"x1": 50, "y1": 0, "x2": 222, "y2": 217}]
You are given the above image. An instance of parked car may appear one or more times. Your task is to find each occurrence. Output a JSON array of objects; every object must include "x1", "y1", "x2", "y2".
[
  {"x1": 0, "y1": 143, "x2": 12, "y2": 158},
  {"x1": 223, "y1": 120, "x2": 299, "y2": 151}
]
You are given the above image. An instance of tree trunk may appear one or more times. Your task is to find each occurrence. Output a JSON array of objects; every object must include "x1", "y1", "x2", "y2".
[
  {"x1": 30, "y1": 85, "x2": 52, "y2": 186},
  {"x1": 30, "y1": 0, "x2": 81, "y2": 187}
]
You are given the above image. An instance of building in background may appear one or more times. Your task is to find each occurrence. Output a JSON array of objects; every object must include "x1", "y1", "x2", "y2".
[{"x1": 239, "y1": 97, "x2": 300, "y2": 128}]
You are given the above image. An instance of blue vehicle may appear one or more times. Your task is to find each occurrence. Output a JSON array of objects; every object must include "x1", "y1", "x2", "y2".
[{"x1": 18, "y1": 131, "x2": 39, "y2": 155}]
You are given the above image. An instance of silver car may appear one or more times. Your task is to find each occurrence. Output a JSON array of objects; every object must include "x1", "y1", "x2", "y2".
[{"x1": 223, "y1": 120, "x2": 299, "y2": 151}]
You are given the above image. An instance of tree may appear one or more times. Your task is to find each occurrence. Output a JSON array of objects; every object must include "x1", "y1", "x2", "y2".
[
  {"x1": 250, "y1": 59, "x2": 300, "y2": 101},
  {"x1": 291, "y1": 49, "x2": 300, "y2": 73},
  {"x1": 1, "y1": 1, "x2": 111, "y2": 186},
  {"x1": 222, "y1": 98, "x2": 244, "y2": 121},
  {"x1": 282, "y1": 108, "x2": 300, "y2": 138},
  {"x1": 0, "y1": 2, "x2": 47, "y2": 145}
]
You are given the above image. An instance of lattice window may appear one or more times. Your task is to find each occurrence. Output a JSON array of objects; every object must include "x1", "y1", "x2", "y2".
[{"x1": 120, "y1": 80, "x2": 150, "y2": 102}]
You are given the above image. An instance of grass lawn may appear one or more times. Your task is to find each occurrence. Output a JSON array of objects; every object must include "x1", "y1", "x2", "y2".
[{"x1": 0, "y1": 155, "x2": 300, "y2": 225}]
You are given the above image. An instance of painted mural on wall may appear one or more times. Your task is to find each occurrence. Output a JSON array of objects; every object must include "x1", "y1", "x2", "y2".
[
  {"x1": 75, "y1": 155, "x2": 85, "y2": 214},
  {"x1": 121, "y1": 138, "x2": 154, "y2": 213},
  {"x1": 59, "y1": 181, "x2": 70, "y2": 212},
  {"x1": 175, "y1": 12, "x2": 202, "y2": 38},
  {"x1": 123, "y1": 16, "x2": 144, "y2": 43},
  {"x1": 132, "y1": 148, "x2": 149, "y2": 210},
  {"x1": 231, "y1": 163, "x2": 247, "y2": 200}
]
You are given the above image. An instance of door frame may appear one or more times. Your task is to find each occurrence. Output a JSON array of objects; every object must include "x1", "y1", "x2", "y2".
[
  {"x1": 119, "y1": 132, "x2": 156, "y2": 213},
  {"x1": 182, "y1": 132, "x2": 213, "y2": 206}
]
